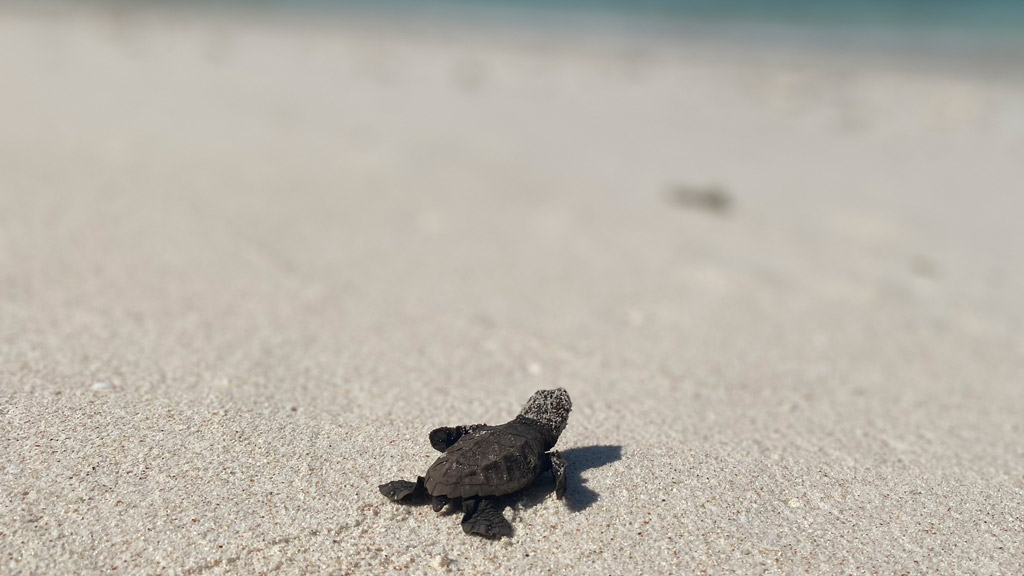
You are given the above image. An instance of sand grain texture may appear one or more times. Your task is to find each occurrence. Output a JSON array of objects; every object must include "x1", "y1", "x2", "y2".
[{"x1": 2, "y1": 3, "x2": 1023, "y2": 574}]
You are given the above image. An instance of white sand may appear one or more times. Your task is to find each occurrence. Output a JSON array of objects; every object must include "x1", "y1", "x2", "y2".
[{"x1": 2, "y1": 3, "x2": 1024, "y2": 574}]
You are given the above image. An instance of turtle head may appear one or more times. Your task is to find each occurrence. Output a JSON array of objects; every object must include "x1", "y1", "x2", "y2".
[{"x1": 519, "y1": 388, "x2": 572, "y2": 440}]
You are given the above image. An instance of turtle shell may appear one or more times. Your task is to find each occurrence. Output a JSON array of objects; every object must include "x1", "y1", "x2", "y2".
[{"x1": 424, "y1": 422, "x2": 548, "y2": 499}]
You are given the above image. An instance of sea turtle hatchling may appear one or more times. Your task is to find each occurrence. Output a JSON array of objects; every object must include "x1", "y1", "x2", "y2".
[{"x1": 379, "y1": 388, "x2": 572, "y2": 538}]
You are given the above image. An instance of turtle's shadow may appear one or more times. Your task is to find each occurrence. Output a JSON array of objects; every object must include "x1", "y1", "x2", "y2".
[{"x1": 517, "y1": 444, "x2": 623, "y2": 513}]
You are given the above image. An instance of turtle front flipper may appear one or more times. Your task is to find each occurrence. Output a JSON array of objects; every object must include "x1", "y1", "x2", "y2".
[
  {"x1": 461, "y1": 497, "x2": 512, "y2": 538},
  {"x1": 429, "y1": 424, "x2": 485, "y2": 452},
  {"x1": 379, "y1": 476, "x2": 428, "y2": 503},
  {"x1": 549, "y1": 451, "x2": 567, "y2": 500}
]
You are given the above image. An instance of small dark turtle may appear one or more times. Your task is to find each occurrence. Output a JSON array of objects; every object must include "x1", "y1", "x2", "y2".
[{"x1": 379, "y1": 388, "x2": 572, "y2": 538}]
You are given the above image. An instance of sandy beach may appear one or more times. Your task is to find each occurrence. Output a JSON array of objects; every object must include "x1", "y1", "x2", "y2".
[{"x1": 2, "y1": 2, "x2": 1023, "y2": 574}]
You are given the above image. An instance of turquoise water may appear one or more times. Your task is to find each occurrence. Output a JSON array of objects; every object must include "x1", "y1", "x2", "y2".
[
  {"x1": 262, "y1": 0, "x2": 1024, "y2": 32},
  {"x1": 156, "y1": 0, "x2": 1024, "y2": 65},
  {"x1": 224, "y1": 0, "x2": 1024, "y2": 65}
]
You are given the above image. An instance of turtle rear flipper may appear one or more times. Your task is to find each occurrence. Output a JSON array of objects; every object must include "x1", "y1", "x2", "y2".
[
  {"x1": 461, "y1": 497, "x2": 512, "y2": 538},
  {"x1": 432, "y1": 495, "x2": 450, "y2": 513},
  {"x1": 379, "y1": 476, "x2": 428, "y2": 503},
  {"x1": 429, "y1": 424, "x2": 486, "y2": 452}
]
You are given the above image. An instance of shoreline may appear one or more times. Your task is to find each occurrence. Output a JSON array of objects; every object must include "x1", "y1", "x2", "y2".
[{"x1": 7, "y1": 0, "x2": 1024, "y2": 81}]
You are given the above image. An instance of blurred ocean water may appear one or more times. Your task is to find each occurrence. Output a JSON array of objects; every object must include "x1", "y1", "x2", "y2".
[
  {"x1": 255, "y1": 0, "x2": 1024, "y2": 30},
  {"x1": 23, "y1": 0, "x2": 1016, "y2": 68},
  {"x1": 209, "y1": 0, "x2": 1024, "y2": 64}
]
